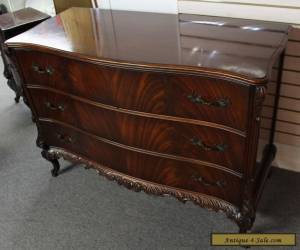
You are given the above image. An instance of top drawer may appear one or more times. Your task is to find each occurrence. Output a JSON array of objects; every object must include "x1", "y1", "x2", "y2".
[{"x1": 17, "y1": 50, "x2": 249, "y2": 131}]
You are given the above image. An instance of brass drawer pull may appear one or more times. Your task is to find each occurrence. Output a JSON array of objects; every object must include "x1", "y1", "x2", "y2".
[
  {"x1": 187, "y1": 92, "x2": 230, "y2": 108},
  {"x1": 191, "y1": 175, "x2": 226, "y2": 188},
  {"x1": 190, "y1": 138, "x2": 228, "y2": 152},
  {"x1": 56, "y1": 133, "x2": 74, "y2": 144},
  {"x1": 45, "y1": 102, "x2": 65, "y2": 111},
  {"x1": 32, "y1": 63, "x2": 54, "y2": 75}
]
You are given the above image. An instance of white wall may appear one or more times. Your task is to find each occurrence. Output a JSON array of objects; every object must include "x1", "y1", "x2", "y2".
[
  {"x1": 0, "y1": 0, "x2": 26, "y2": 11},
  {"x1": 98, "y1": 0, "x2": 178, "y2": 13},
  {"x1": 1, "y1": 0, "x2": 178, "y2": 14},
  {"x1": 0, "y1": 0, "x2": 55, "y2": 15},
  {"x1": 10, "y1": 0, "x2": 25, "y2": 10},
  {"x1": 179, "y1": 0, "x2": 300, "y2": 24}
]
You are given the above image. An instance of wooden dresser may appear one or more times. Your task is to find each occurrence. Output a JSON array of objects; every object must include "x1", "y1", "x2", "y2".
[
  {"x1": 6, "y1": 8, "x2": 290, "y2": 233},
  {"x1": 0, "y1": 7, "x2": 49, "y2": 102}
]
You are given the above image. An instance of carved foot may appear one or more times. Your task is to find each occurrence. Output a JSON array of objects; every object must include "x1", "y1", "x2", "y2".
[
  {"x1": 262, "y1": 144, "x2": 276, "y2": 162},
  {"x1": 237, "y1": 216, "x2": 255, "y2": 248},
  {"x1": 269, "y1": 144, "x2": 277, "y2": 162},
  {"x1": 239, "y1": 225, "x2": 250, "y2": 234},
  {"x1": 41, "y1": 149, "x2": 61, "y2": 177},
  {"x1": 238, "y1": 215, "x2": 255, "y2": 233},
  {"x1": 23, "y1": 95, "x2": 29, "y2": 106},
  {"x1": 267, "y1": 167, "x2": 273, "y2": 179},
  {"x1": 15, "y1": 94, "x2": 20, "y2": 103},
  {"x1": 50, "y1": 159, "x2": 60, "y2": 177}
]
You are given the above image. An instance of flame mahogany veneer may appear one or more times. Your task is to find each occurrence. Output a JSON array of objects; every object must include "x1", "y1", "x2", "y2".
[{"x1": 6, "y1": 8, "x2": 290, "y2": 233}]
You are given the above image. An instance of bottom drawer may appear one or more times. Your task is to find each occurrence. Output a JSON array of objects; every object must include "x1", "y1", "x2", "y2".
[{"x1": 39, "y1": 120, "x2": 242, "y2": 206}]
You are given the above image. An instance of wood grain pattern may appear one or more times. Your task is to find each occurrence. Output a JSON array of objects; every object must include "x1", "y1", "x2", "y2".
[
  {"x1": 178, "y1": 0, "x2": 300, "y2": 160},
  {"x1": 39, "y1": 119, "x2": 243, "y2": 206},
  {"x1": 28, "y1": 87, "x2": 246, "y2": 174},
  {"x1": 6, "y1": 8, "x2": 289, "y2": 84},
  {"x1": 41, "y1": 147, "x2": 241, "y2": 223},
  {"x1": 6, "y1": 8, "x2": 289, "y2": 233},
  {"x1": 17, "y1": 50, "x2": 250, "y2": 131}
]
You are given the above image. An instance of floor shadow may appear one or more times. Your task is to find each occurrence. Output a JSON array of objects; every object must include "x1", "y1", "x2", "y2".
[
  {"x1": 254, "y1": 167, "x2": 300, "y2": 232},
  {"x1": 58, "y1": 163, "x2": 80, "y2": 175}
]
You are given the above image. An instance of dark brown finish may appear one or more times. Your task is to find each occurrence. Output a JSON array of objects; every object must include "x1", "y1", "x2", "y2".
[
  {"x1": 41, "y1": 146, "x2": 60, "y2": 177},
  {"x1": 6, "y1": 8, "x2": 289, "y2": 82},
  {"x1": 0, "y1": 7, "x2": 49, "y2": 102},
  {"x1": 6, "y1": 8, "x2": 290, "y2": 233},
  {"x1": 39, "y1": 119, "x2": 243, "y2": 206},
  {"x1": 27, "y1": 87, "x2": 246, "y2": 174},
  {"x1": 17, "y1": 50, "x2": 250, "y2": 131},
  {"x1": 53, "y1": 0, "x2": 95, "y2": 13}
]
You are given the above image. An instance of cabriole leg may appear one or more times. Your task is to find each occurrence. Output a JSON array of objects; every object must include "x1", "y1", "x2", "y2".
[
  {"x1": 41, "y1": 149, "x2": 61, "y2": 177},
  {"x1": 238, "y1": 216, "x2": 255, "y2": 234},
  {"x1": 14, "y1": 93, "x2": 20, "y2": 103}
]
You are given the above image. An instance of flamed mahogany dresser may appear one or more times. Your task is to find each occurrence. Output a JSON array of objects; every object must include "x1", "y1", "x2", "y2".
[{"x1": 6, "y1": 8, "x2": 290, "y2": 232}]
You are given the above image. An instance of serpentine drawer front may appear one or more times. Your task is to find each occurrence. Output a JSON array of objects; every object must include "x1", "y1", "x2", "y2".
[
  {"x1": 18, "y1": 50, "x2": 249, "y2": 131},
  {"x1": 6, "y1": 8, "x2": 290, "y2": 233},
  {"x1": 39, "y1": 120, "x2": 242, "y2": 206},
  {"x1": 27, "y1": 87, "x2": 246, "y2": 173}
]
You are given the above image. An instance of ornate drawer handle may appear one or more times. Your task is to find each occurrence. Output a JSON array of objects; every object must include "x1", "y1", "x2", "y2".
[
  {"x1": 191, "y1": 175, "x2": 227, "y2": 188},
  {"x1": 45, "y1": 102, "x2": 65, "y2": 111},
  {"x1": 187, "y1": 92, "x2": 230, "y2": 108},
  {"x1": 32, "y1": 63, "x2": 54, "y2": 75},
  {"x1": 190, "y1": 138, "x2": 228, "y2": 152},
  {"x1": 56, "y1": 133, "x2": 74, "y2": 144}
]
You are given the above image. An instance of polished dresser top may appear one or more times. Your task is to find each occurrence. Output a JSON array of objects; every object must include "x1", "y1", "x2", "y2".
[{"x1": 6, "y1": 7, "x2": 290, "y2": 83}]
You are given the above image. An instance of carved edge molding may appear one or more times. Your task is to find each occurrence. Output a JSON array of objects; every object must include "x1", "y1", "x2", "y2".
[
  {"x1": 45, "y1": 147, "x2": 242, "y2": 225},
  {"x1": 8, "y1": 44, "x2": 268, "y2": 85},
  {"x1": 254, "y1": 86, "x2": 267, "y2": 122},
  {"x1": 234, "y1": 85, "x2": 268, "y2": 232}
]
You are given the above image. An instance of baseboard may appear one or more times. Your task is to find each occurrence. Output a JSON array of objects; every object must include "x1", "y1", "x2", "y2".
[
  {"x1": 257, "y1": 140, "x2": 300, "y2": 173},
  {"x1": 273, "y1": 143, "x2": 300, "y2": 173}
]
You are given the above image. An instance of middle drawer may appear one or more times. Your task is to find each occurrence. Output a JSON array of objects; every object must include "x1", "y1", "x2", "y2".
[{"x1": 29, "y1": 88, "x2": 246, "y2": 174}]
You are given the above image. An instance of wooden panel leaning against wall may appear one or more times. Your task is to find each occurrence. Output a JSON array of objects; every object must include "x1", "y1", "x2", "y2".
[
  {"x1": 178, "y1": 0, "x2": 300, "y2": 172},
  {"x1": 53, "y1": 0, "x2": 98, "y2": 13}
]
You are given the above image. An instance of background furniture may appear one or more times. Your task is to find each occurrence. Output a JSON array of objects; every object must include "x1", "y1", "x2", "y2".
[
  {"x1": 0, "y1": 4, "x2": 7, "y2": 14},
  {"x1": 0, "y1": 7, "x2": 49, "y2": 102},
  {"x1": 7, "y1": 8, "x2": 289, "y2": 233},
  {"x1": 53, "y1": 0, "x2": 98, "y2": 13}
]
